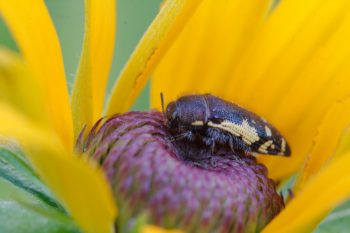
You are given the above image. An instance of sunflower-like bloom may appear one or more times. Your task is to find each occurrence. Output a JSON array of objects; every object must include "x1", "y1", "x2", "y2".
[{"x1": 1, "y1": 0, "x2": 350, "y2": 233}]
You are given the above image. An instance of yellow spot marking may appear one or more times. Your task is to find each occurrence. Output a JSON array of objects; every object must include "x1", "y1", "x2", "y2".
[
  {"x1": 281, "y1": 138, "x2": 286, "y2": 153},
  {"x1": 258, "y1": 140, "x2": 273, "y2": 153},
  {"x1": 191, "y1": 120, "x2": 204, "y2": 126},
  {"x1": 265, "y1": 126, "x2": 272, "y2": 137},
  {"x1": 271, "y1": 144, "x2": 276, "y2": 149},
  {"x1": 208, "y1": 120, "x2": 260, "y2": 145},
  {"x1": 259, "y1": 148, "x2": 268, "y2": 154}
]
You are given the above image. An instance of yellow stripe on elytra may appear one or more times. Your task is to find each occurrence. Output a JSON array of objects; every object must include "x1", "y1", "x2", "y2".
[
  {"x1": 191, "y1": 120, "x2": 204, "y2": 126},
  {"x1": 258, "y1": 140, "x2": 273, "y2": 154},
  {"x1": 207, "y1": 119, "x2": 260, "y2": 145},
  {"x1": 265, "y1": 125, "x2": 272, "y2": 137},
  {"x1": 281, "y1": 138, "x2": 286, "y2": 153}
]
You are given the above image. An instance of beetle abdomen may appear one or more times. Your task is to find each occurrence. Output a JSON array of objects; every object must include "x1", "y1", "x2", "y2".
[{"x1": 204, "y1": 94, "x2": 290, "y2": 156}]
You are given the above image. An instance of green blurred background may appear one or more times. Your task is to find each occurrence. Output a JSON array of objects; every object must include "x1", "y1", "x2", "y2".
[
  {"x1": 0, "y1": 0, "x2": 163, "y2": 110},
  {"x1": 0, "y1": 0, "x2": 161, "y2": 203}
]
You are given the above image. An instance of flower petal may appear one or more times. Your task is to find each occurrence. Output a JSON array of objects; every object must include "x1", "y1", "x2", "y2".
[
  {"x1": 151, "y1": 0, "x2": 272, "y2": 107},
  {"x1": 0, "y1": 103, "x2": 117, "y2": 233},
  {"x1": 151, "y1": 0, "x2": 350, "y2": 179},
  {"x1": 141, "y1": 225, "x2": 184, "y2": 233},
  {"x1": 71, "y1": 0, "x2": 116, "y2": 138},
  {"x1": 263, "y1": 152, "x2": 350, "y2": 233},
  {"x1": 295, "y1": 97, "x2": 350, "y2": 192},
  {"x1": 257, "y1": 2, "x2": 350, "y2": 179},
  {"x1": 0, "y1": 48, "x2": 48, "y2": 124},
  {"x1": 0, "y1": 0, "x2": 73, "y2": 150},
  {"x1": 333, "y1": 128, "x2": 350, "y2": 159},
  {"x1": 106, "y1": 0, "x2": 204, "y2": 115}
]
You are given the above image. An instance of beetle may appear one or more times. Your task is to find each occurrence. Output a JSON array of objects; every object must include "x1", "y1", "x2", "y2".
[{"x1": 161, "y1": 93, "x2": 291, "y2": 156}]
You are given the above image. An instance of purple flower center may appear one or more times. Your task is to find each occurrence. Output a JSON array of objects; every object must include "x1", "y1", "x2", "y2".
[{"x1": 77, "y1": 111, "x2": 284, "y2": 233}]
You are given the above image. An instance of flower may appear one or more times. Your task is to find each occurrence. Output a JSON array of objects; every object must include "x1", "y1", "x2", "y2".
[
  {"x1": 0, "y1": 0, "x2": 350, "y2": 233},
  {"x1": 79, "y1": 111, "x2": 284, "y2": 232}
]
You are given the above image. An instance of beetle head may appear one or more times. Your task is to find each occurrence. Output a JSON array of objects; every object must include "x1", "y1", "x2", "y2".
[{"x1": 165, "y1": 95, "x2": 207, "y2": 130}]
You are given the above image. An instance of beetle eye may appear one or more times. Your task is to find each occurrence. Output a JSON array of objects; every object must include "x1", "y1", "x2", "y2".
[
  {"x1": 166, "y1": 102, "x2": 177, "y2": 119},
  {"x1": 171, "y1": 112, "x2": 178, "y2": 121}
]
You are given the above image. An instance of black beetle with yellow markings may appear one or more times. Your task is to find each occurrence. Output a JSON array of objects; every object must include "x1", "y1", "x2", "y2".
[{"x1": 162, "y1": 93, "x2": 291, "y2": 156}]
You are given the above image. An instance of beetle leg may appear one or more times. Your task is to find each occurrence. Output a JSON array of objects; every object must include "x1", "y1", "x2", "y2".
[
  {"x1": 167, "y1": 131, "x2": 192, "y2": 142},
  {"x1": 186, "y1": 131, "x2": 195, "y2": 141},
  {"x1": 210, "y1": 140, "x2": 216, "y2": 153},
  {"x1": 229, "y1": 137, "x2": 235, "y2": 152},
  {"x1": 210, "y1": 156, "x2": 217, "y2": 167},
  {"x1": 202, "y1": 136, "x2": 216, "y2": 152}
]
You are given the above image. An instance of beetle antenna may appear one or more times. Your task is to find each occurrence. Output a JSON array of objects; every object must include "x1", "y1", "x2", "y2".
[{"x1": 160, "y1": 92, "x2": 166, "y2": 117}]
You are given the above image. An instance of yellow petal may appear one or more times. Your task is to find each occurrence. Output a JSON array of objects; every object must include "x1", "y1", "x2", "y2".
[
  {"x1": 333, "y1": 128, "x2": 350, "y2": 159},
  {"x1": 106, "y1": 0, "x2": 204, "y2": 115},
  {"x1": 151, "y1": 0, "x2": 272, "y2": 107},
  {"x1": 0, "y1": 47, "x2": 48, "y2": 124},
  {"x1": 141, "y1": 225, "x2": 184, "y2": 233},
  {"x1": 0, "y1": 103, "x2": 117, "y2": 233},
  {"x1": 257, "y1": 3, "x2": 350, "y2": 179},
  {"x1": 294, "y1": 97, "x2": 350, "y2": 192},
  {"x1": 263, "y1": 152, "x2": 350, "y2": 233},
  {"x1": 71, "y1": 0, "x2": 116, "y2": 138},
  {"x1": 152, "y1": 0, "x2": 350, "y2": 179},
  {"x1": 0, "y1": 0, "x2": 73, "y2": 150}
]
